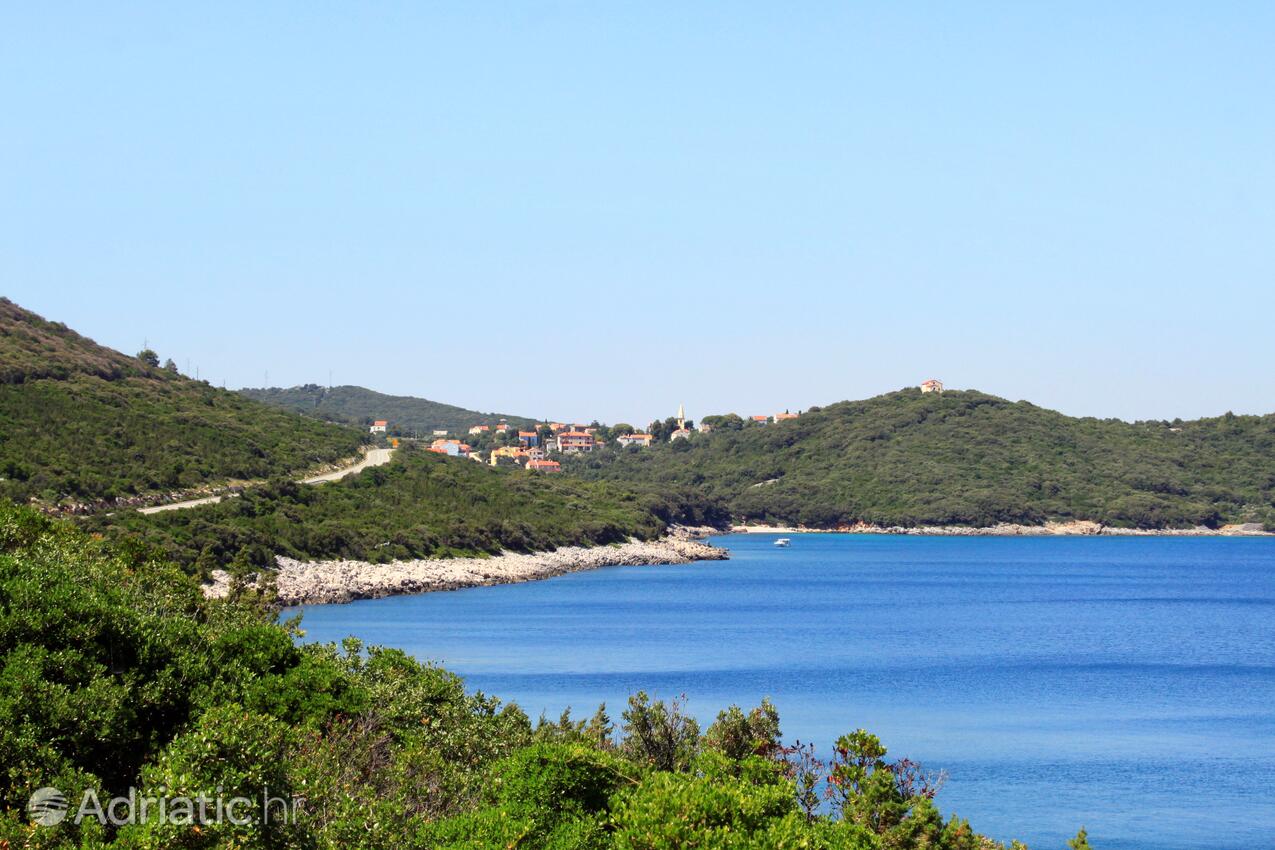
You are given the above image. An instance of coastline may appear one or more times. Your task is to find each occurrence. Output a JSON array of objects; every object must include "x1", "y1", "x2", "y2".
[
  {"x1": 730, "y1": 520, "x2": 1273, "y2": 537},
  {"x1": 204, "y1": 531, "x2": 728, "y2": 606}
]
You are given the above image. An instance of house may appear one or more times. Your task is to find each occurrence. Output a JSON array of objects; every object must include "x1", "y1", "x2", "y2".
[
  {"x1": 549, "y1": 422, "x2": 568, "y2": 432},
  {"x1": 750, "y1": 415, "x2": 770, "y2": 425},
  {"x1": 518, "y1": 430, "x2": 540, "y2": 447},
  {"x1": 920, "y1": 379, "x2": 944, "y2": 394},
  {"x1": 617, "y1": 433, "x2": 653, "y2": 448},
  {"x1": 430, "y1": 439, "x2": 471, "y2": 457},
  {"x1": 526, "y1": 459, "x2": 561, "y2": 472},
  {"x1": 556, "y1": 431, "x2": 595, "y2": 453},
  {"x1": 432, "y1": 429, "x2": 449, "y2": 437},
  {"x1": 697, "y1": 422, "x2": 713, "y2": 434},
  {"x1": 774, "y1": 412, "x2": 799, "y2": 422},
  {"x1": 495, "y1": 423, "x2": 510, "y2": 433},
  {"x1": 526, "y1": 446, "x2": 546, "y2": 461},
  {"x1": 369, "y1": 420, "x2": 388, "y2": 434},
  {"x1": 489, "y1": 445, "x2": 527, "y2": 466},
  {"x1": 468, "y1": 425, "x2": 491, "y2": 435}
]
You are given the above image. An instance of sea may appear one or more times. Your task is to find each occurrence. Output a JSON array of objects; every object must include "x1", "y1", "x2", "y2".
[{"x1": 287, "y1": 533, "x2": 1275, "y2": 849}]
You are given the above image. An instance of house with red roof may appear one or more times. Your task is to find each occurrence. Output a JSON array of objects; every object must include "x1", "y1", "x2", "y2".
[{"x1": 556, "y1": 431, "x2": 595, "y2": 453}]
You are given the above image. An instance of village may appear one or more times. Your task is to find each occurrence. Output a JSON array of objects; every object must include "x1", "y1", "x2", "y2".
[{"x1": 365, "y1": 379, "x2": 945, "y2": 472}]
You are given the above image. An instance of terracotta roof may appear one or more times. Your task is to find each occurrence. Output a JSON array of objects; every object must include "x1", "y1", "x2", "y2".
[{"x1": 372, "y1": 420, "x2": 388, "y2": 426}]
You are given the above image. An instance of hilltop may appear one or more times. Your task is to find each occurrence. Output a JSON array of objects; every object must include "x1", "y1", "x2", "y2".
[
  {"x1": 566, "y1": 388, "x2": 1275, "y2": 530},
  {"x1": 240, "y1": 383, "x2": 538, "y2": 436},
  {"x1": 0, "y1": 299, "x2": 365, "y2": 507}
]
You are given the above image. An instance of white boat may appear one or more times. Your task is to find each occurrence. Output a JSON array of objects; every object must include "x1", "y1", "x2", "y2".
[{"x1": 774, "y1": 537, "x2": 791, "y2": 547}]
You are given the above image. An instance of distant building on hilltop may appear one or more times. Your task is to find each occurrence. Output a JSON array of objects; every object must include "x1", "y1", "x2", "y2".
[
  {"x1": 556, "y1": 431, "x2": 596, "y2": 453},
  {"x1": 518, "y1": 430, "x2": 540, "y2": 447},
  {"x1": 369, "y1": 420, "x2": 388, "y2": 434},
  {"x1": 468, "y1": 425, "x2": 491, "y2": 435},
  {"x1": 617, "y1": 433, "x2": 654, "y2": 448},
  {"x1": 920, "y1": 379, "x2": 944, "y2": 394},
  {"x1": 750, "y1": 415, "x2": 770, "y2": 425},
  {"x1": 670, "y1": 403, "x2": 692, "y2": 441},
  {"x1": 774, "y1": 411, "x2": 799, "y2": 422}
]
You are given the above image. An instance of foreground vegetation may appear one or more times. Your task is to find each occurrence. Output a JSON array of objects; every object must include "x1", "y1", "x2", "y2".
[
  {"x1": 0, "y1": 299, "x2": 365, "y2": 508},
  {"x1": 568, "y1": 389, "x2": 1275, "y2": 530},
  {"x1": 90, "y1": 444, "x2": 727, "y2": 571},
  {"x1": 0, "y1": 502, "x2": 1071, "y2": 849},
  {"x1": 240, "y1": 383, "x2": 538, "y2": 437}
]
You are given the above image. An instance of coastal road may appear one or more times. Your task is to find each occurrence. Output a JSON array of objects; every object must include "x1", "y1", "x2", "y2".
[{"x1": 138, "y1": 446, "x2": 396, "y2": 515}]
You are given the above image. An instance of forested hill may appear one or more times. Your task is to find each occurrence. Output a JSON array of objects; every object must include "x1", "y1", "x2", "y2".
[
  {"x1": 240, "y1": 384, "x2": 538, "y2": 435},
  {"x1": 0, "y1": 299, "x2": 364, "y2": 507},
  {"x1": 567, "y1": 389, "x2": 1275, "y2": 530}
]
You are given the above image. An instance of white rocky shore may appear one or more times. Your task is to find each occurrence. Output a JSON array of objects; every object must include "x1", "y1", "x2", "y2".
[
  {"x1": 204, "y1": 531, "x2": 728, "y2": 606},
  {"x1": 732, "y1": 520, "x2": 1272, "y2": 536}
]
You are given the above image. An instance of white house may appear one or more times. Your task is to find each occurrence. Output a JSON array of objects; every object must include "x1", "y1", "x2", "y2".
[
  {"x1": 920, "y1": 379, "x2": 944, "y2": 394},
  {"x1": 369, "y1": 420, "x2": 388, "y2": 434}
]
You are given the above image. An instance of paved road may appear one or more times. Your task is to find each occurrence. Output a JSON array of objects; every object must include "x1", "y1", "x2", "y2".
[
  {"x1": 299, "y1": 447, "x2": 395, "y2": 484},
  {"x1": 137, "y1": 447, "x2": 396, "y2": 515}
]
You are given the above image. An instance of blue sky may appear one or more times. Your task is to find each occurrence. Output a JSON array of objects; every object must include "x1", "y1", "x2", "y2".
[{"x1": 3, "y1": 3, "x2": 1272, "y2": 426}]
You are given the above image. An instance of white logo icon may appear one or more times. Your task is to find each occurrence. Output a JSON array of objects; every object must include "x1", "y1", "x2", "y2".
[{"x1": 27, "y1": 787, "x2": 68, "y2": 826}]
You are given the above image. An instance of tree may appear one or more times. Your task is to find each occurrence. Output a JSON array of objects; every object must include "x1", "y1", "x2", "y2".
[
  {"x1": 827, "y1": 729, "x2": 945, "y2": 838},
  {"x1": 620, "y1": 692, "x2": 700, "y2": 772},
  {"x1": 1068, "y1": 827, "x2": 1094, "y2": 850},
  {"x1": 162, "y1": 358, "x2": 178, "y2": 373},
  {"x1": 136, "y1": 348, "x2": 160, "y2": 367},
  {"x1": 704, "y1": 699, "x2": 781, "y2": 761}
]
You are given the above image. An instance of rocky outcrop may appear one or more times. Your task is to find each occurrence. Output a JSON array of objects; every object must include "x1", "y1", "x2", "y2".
[{"x1": 204, "y1": 535, "x2": 729, "y2": 606}]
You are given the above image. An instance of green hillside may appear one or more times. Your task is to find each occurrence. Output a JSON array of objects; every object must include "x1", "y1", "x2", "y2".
[
  {"x1": 567, "y1": 389, "x2": 1275, "y2": 530},
  {"x1": 92, "y1": 444, "x2": 726, "y2": 570},
  {"x1": 240, "y1": 383, "x2": 539, "y2": 436},
  {"x1": 0, "y1": 299, "x2": 365, "y2": 508}
]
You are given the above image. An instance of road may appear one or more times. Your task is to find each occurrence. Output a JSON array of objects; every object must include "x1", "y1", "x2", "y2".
[
  {"x1": 137, "y1": 446, "x2": 396, "y2": 515},
  {"x1": 299, "y1": 447, "x2": 395, "y2": 483}
]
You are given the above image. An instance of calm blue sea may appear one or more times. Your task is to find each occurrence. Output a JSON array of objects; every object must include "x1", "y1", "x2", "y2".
[{"x1": 287, "y1": 534, "x2": 1275, "y2": 850}]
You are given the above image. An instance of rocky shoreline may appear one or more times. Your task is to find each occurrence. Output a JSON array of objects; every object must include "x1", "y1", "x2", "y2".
[
  {"x1": 731, "y1": 520, "x2": 1272, "y2": 536},
  {"x1": 204, "y1": 532, "x2": 729, "y2": 606}
]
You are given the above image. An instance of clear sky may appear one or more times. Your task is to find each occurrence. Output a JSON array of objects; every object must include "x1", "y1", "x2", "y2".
[{"x1": 3, "y1": 3, "x2": 1273, "y2": 426}]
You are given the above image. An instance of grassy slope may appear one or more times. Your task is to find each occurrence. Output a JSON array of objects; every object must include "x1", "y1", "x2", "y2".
[
  {"x1": 567, "y1": 389, "x2": 1275, "y2": 529},
  {"x1": 91, "y1": 445, "x2": 722, "y2": 569},
  {"x1": 240, "y1": 383, "x2": 539, "y2": 435},
  {"x1": 0, "y1": 298, "x2": 365, "y2": 506}
]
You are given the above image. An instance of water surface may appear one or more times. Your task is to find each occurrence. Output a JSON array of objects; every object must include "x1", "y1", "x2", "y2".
[{"x1": 289, "y1": 534, "x2": 1275, "y2": 849}]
